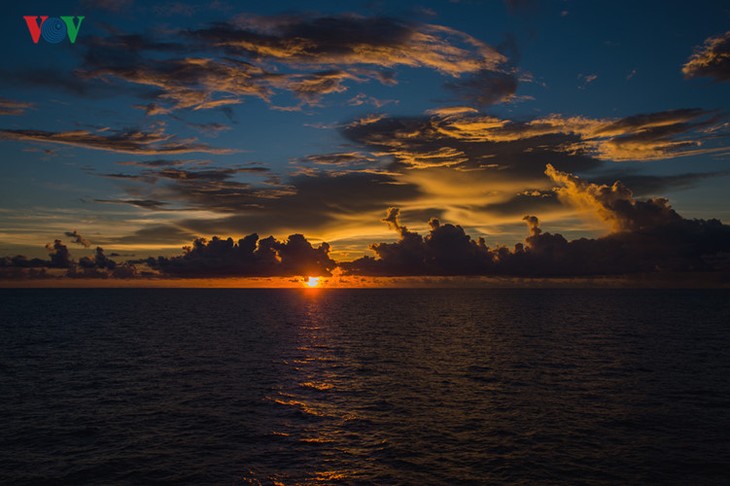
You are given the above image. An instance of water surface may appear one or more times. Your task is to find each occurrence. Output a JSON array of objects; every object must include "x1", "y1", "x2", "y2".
[{"x1": 1, "y1": 289, "x2": 729, "y2": 484}]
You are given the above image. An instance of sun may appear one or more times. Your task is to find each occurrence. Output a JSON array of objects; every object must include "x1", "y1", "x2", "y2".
[{"x1": 305, "y1": 276, "x2": 321, "y2": 288}]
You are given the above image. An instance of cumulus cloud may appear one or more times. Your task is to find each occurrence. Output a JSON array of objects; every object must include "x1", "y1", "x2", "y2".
[
  {"x1": 342, "y1": 167, "x2": 730, "y2": 277},
  {"x1": 0, "y1": 241, "x2": 136, "y2": 280},
  {"x1": 683, "y1": 31, "x2": 730, "y2": 81},
  {"x1": 45, "y1": 240, "x2": 72, "y2": 269},
  {"x1": 148, "y1": 233, "x2": 335, "y2": 277},
  {"x1": 546, "y1": 164, "x2": 683, "y2": 231},
  {"x1": 78, "y1": 247, "x2": 117, "y2": 270},
  {"x1": 93, "y1": 107, "x2": 726, "y2": 247},
  {"x1": 0, "y1": 126, "x2": 231, "y2": 154}
]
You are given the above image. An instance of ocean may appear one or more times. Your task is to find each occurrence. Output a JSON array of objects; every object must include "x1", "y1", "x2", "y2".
[{"x1": 1, "y1": 288, "x2": 729, "y2": 484}]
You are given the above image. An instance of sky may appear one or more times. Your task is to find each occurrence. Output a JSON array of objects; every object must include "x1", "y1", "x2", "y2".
[{"x1": 1, "y1": 0, "x2": 729, "y2": 285}]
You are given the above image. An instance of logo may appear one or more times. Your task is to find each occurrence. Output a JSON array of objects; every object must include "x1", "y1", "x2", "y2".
[{"x1": 23, "y1": 16, "x2": 85, "y2": 44}]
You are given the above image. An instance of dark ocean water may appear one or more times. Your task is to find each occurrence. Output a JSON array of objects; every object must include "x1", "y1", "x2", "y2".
[{"x1": 1, "y1": 288, "x2": 729, "y2": 485}]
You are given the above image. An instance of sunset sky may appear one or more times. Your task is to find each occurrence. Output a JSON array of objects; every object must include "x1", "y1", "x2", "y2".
[{"x1": 1, "y1": 0, "x2": 729, "y2": 283}]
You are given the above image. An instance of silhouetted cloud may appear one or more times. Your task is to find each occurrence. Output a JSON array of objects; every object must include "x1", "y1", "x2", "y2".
[
  {"x1": 342, "y1": 167, "x2": 730, "y2": 277},
  {"x1": 45, "y1": 240, "x2": 72, "y2": 268},
  {"x1": 0, "y1": 126, "x2": 231, "y2": 154},
  {"x1": 78, "y1": 247, "x2": 117, "y2": 270},
  {"x1": 683, "y1": 31, "x2": 730, "y2": 81},
  {"x1": 65, "y1": 230, "x2": 91, "y2": 248},
  {"x1": 0, "y1": 242, "x2": 136, "y2": 280},
  {"x1": 148, "y1": 233, "x2": 335, "y2": 277}
]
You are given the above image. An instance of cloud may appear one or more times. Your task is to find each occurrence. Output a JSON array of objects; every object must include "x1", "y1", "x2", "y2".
[
  {"x1": 343, "y1": 108, "x2": 727, "y2": 171},
  {"x1": 97, "y1": 164, "x2": 423, "y2": 246},
  {"x1": 301, "y1": 152, "x2": 376, "y2": 166},
  {"x1": 342, "y1": 167, "x2": 730, "y2": 277},
  {"x1": 74, "y1": 13, "x2": 513, "y2": 113},
  {"x1": 116, "y1": 159, "x2": 205, "y2": 168},
  {"x1": 94, "y1": 198, "x2": 169, "y2": 210},
  {"x1": 0, "y1": 241, "x2": 137, "y2": 280},
  {"x1": 44, "y1": 240, "x2": 72, "y2": 269},
  {"x1": 65, "y1": 230, "x2": 91, "y2": 248},
  {"x1": 148, "y1": 233, "x2": 335, "y2": 277},
  {"x1": 0, "y1": 126, "x2": 231, "y2": 154},
  {"x1": 4, "y1": 163, "x2": 730, "y2": 280},
  {"x1": 92, "y1": 106, "x2": 727, "y2": 249},
  {"x1": 80, "y1": 56, "x2": 272, "y2": 114},
  {"x1": 191, "y1": 15, "x2": 505, "y2": 74},
  {"x1": 545, "y1": 164, "x2": 682, "y2": 231},
  {"x1": 445, "y1": 69, "x2": 518, "y2": 106},
  {"x1": 682, "y1": 31, "x2": 730, "y2": 81},
  {"x1": 0, "y1": 98, "x2": 32, "y2": 116}
]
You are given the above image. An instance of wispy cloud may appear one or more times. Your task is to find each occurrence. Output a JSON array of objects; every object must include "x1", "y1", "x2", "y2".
[
  {"x1": 0, "y1": 126, "x2": 232, "y2": 154},
  {"x1": 0, "y1": 97, "x2": 33, "y2": 116}
]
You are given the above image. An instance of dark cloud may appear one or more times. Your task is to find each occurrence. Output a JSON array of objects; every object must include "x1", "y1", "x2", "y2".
[
  {"x1": 0, "y1": 242, "x2": 136, "y2": 280},
  {"x1": 683, "y1": 31, "x2": 730, "y2": 81},
  {"x1": 0, "y1": 255, "x2": 48, "y2": 268},
  {"x1": 148, "y1": 233, "x2": 335, "y2": 277},
  {"x1": 343, "y1": 110, "x2": 601, "y2": 173},
  {"x1": 94, "y1": 198, "x2": 169, "y2": 210},
  {"x1": 343, "y1": 108, "x2": 726, "y2": 174},
  {"x1": 65, "y1": 230, "x2": 91, "y2": 248},
  {"x1": 73, "y1": 14, "x2": 510, "y2": 113},
  {"x1": 78, "y1": 247, "x2": 117, "y2": 270},
  {"x1": 3, "y1": 163, "x2": 730, "y2": 280},
  {"x1": 0, "y1": 127, "x2": 231, "y2": 155},
  {"x1": 342, "y1": 167, "x2": 730, "y2": 277},
  {"x1": 98, "y1": 164, "x2": 422, "y2": 242},
  {"x1": 45, "y1": 240, "x2": 72, "y2": 269},
  {"x1": 445, "y1": 69, "x2": 518, "y2": 107},
  {"x1": 175, "y1": 169, "x2": 423, "y2": 237},
  {"x1": 301, "y1": 152, "x2": 376, "y2": 166}
]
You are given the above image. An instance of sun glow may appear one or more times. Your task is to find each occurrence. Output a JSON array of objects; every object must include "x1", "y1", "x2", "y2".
[{"x1": 305, "y1": 276, "x2": 321, "y2": 288}]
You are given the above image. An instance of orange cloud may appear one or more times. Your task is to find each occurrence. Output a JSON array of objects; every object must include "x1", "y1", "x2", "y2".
[{"x1": 682, "y1": 31, "x2": 730, "y2": 81}]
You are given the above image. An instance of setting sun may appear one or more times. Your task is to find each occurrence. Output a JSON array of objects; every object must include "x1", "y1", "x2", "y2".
[{"x1": 305, "y1": 276, "x2": 321, "y2": 288}]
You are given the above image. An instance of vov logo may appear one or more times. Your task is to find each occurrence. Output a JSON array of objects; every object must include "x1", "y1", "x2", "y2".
[{"x1": 23, "y1": 16, "x2": 85, "y2": 44}]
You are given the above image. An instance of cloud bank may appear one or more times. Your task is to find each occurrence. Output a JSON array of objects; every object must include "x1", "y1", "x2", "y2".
[{"x1": 2, "y1": 166, "x2": 729, "y2": 281}]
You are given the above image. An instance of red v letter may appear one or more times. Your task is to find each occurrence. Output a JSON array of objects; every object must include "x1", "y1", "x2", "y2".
[{"x1": 23, "y1": 16, "x2": 48, "y2": 44}]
